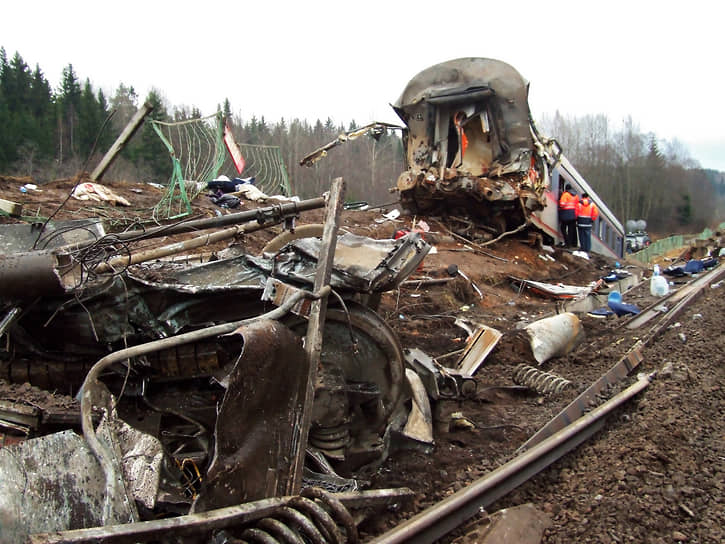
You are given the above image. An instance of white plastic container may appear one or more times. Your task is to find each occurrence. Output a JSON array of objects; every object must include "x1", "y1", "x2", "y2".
[{"x1": 650, "y1": 265, "x2": 669, "y2": 296}]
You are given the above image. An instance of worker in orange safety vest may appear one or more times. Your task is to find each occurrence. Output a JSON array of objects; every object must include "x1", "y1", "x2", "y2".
[
  {"x1": 558, "y1": 184, "x2": 578, "y2": 248},
  {"x1": 576, "y1": 192, "x2": 599, "y2": 253}
]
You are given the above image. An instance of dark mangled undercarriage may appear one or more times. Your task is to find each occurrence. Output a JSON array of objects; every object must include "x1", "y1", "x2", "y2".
[{"x1": 0, "y1": 189, "x2": 435, "y2": 542}]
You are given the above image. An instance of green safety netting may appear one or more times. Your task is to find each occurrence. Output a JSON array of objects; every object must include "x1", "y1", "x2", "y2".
[
  {"x1": 151, "y1": 113, "x2": 291, "y2": 220},
  {"x1": 631, "y1": 222, "x2": 725, "y2": 263}
]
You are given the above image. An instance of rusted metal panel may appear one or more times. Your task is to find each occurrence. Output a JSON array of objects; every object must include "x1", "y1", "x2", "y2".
[
  {"x1": 0, "y1": 430, "x2": 135, "y2": 541},
  {"x1": 191, "y1": 319, "x2": 309, "y2": 511},
  {"x1": 455, "y1": 324, "x2": 503, "y2": 376}
]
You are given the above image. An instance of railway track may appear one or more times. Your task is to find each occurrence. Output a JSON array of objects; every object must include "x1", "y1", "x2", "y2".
[{"x1": 367, "y1": 263, "x2": 724, "y2": 544}]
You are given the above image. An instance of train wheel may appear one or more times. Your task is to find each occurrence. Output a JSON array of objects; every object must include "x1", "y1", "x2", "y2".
[{"x1": 285, "y1": 302, "x2": 405, "y2": 470}]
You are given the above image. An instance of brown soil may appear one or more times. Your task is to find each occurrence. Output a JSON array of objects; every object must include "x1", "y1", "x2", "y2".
[{"x1": 1, "y1": 178, "x2": 723, "y2": 543}]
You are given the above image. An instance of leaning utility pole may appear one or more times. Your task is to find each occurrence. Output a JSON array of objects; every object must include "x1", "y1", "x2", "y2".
[{"x1": 90, "y1": 102, "x2": 154, "y2": 181}]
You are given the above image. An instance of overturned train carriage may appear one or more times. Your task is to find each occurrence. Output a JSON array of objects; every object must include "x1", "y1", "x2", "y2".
[{"x1": 392, "y1": 57, "x2": 561, "y2": 236}]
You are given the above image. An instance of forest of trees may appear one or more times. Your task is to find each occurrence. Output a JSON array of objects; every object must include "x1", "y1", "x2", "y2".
[{"x1": 2, "y1": 47, "x2": 723, "y2": 234}]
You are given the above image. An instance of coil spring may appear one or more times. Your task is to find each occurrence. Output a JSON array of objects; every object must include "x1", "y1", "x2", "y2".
[
  {"x1": 309, "y1": 424, "x2": 351, "y2": 457},
  {"x1": 513, "y1": 364, "x2": 572, "y2": 395},
  {"x1": 215, "y1": 487, "x2": 359, "y2": 544}
]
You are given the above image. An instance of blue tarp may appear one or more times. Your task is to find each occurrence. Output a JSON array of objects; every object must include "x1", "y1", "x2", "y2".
[{"x1": 607, "y1": 300, "x2": 641, "y2": 317}]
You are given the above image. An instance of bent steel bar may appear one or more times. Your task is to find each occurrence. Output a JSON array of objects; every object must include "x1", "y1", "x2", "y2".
[
  {"x1": 368, "y1": 373, "x2": 652, "y2": 544},
  {"x1": 29, "y1": 489, "x2": 412, "y2": 543}
]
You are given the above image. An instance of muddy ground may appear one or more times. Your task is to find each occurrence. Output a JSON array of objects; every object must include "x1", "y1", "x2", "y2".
[{"x1": 1, "y1": 176, "x2": 723, "y2": 543}]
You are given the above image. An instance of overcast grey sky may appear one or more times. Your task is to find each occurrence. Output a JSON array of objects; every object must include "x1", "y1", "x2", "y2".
[{"x1": 3, "y1": 1, "x2": 723, "y2": 170}]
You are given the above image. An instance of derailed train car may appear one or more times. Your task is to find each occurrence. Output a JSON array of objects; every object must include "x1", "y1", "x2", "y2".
[
  {"x1": 531, "y1": 155, "x2": 625, "y2": 259},
  {"x1": 391, "y1": 57, "x2": 623, "y2": 257},
  {"x1": 391, "y1": 57, "x2": 561, "y2": 237}
]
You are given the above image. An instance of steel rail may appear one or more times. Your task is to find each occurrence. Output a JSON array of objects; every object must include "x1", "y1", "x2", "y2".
[{"x1": 368, "y1": 373, "x2": 652, "y2": 544}]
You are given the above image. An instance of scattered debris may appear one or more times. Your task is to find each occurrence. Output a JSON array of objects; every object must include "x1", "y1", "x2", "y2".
[
  {"x1": 449, "y1": 412, "x2": 476, "y2": 431},
  {"x1": 402, "y1": 368, "x2": 434, "y2": 445},
  {"x1": 72, "y1": 182, "x2": 131, "y2": 206}
]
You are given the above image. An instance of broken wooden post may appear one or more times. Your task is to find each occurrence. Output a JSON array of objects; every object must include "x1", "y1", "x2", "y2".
[
  {"x1": 90, "y1": 102, "x2": 154, "y2": 182},
  {"x1": 0, "y1": 197, "x2": 22, "y2": 217},
  {"x1": 290, "y1": 177, "x2": 345, "y2": 492}
]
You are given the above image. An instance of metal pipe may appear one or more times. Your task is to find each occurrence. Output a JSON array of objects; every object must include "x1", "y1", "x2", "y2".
[
  {"x1": 368, "y1": 373, "x2": 652, "y2": 544},
  {"x1": 0, "y1": 306, "x2": 21, "y2": 337},
  {"x1": 107, "y1": 197, "x2": 326, "y2": 243},
  {"x1": 94, "y1": 218, "x2": 280, "y2": 274},
  {"x1": 0, "y1": 197, "x2": 327, "y2": 299}
]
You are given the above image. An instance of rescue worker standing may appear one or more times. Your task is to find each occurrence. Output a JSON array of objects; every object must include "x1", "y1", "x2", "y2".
[
  {"x1": 558, "y1": 184, "x2": 578, "y2": 248},
  {"x1": 576, "y1": 192, "x2": 599, "y2": 253}
]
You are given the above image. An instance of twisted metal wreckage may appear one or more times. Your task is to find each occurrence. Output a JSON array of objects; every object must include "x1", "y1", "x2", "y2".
[{"x1": 0, "y1": 179, "x2": 460, "y2": 542}]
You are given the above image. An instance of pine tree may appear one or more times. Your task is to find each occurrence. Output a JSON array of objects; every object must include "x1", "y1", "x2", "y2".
[
  {"x1": 57, "y1": 64, "x2": 82, "y2": 162},
  {"x1": 0, "y1": 48, "x2": 12, "y2": 169},
  {"x1": 222, "y1": 98, "x2": 233, "y2": 127},
  {"x1": 29, "y1": 64, "x2": 56, "y2": 159}
]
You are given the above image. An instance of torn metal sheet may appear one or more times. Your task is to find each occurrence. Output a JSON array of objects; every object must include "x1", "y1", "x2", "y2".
[
  {"x1": 0, "y1": 399, "x2": 40, "y2": 431},
  {"x1": 511, "y1": 276, "x2": 600, "y2": 300},
  {"x1": 192, "y1": 319, "x2": 309, "y2": 512},
  {"x1": 403, "y1": 347, "x2": 476, "y2": 399},
  {"x1": 261, "y1": 277, "x2": 315, "y2": 317},
  {"x1": 0, "y1": 429, "x2": 135, "y2": 541},
  {"x1": 304, "y1": 449, "x2": 361, "y2": 493},
  {"x1": 286, "y1": 231, "x2": 430, "y2": 292},
  {"x1": 130, "y1": 231, "x2": 430, "y2": 295},
  {"x1": 112, "y1": 417, "x2": 164, "y2": 511},
  {"x1": 402, "y1": 368, "x2": 434, "y2": 444},
  {"x1": 0, "y1": 218, "x2": 106, "y2": 254},
  {"x1": 454, "y1": 322, "x2": 503, "y2": 376}
]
